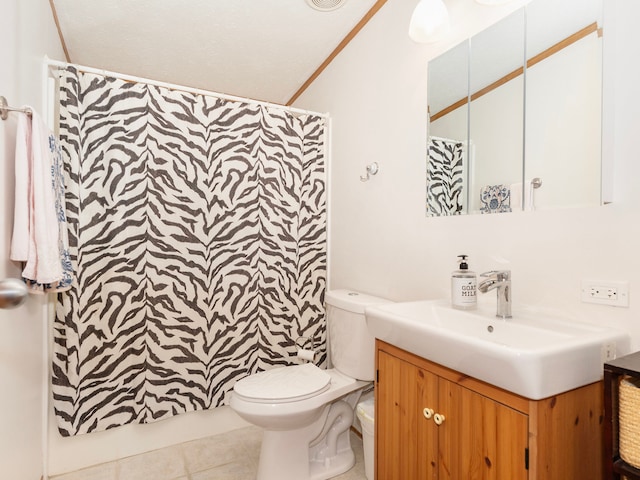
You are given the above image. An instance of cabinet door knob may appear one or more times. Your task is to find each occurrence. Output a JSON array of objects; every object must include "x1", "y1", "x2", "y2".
[
  {"x1": 423, "y1": 408, "x2": 434, "y2": 419},
  {"x1": 434, "y1": 413, "x2": 446, "y2": 425}
]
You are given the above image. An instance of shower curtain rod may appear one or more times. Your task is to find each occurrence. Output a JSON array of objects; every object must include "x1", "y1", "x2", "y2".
[{"x1": 44, "y1": 57, "x2": 329, "y2": 119}]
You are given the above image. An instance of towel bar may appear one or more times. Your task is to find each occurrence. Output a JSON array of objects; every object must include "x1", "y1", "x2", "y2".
[{"x1": 0, "y1": 96, "x2": 32, "y2": 121}]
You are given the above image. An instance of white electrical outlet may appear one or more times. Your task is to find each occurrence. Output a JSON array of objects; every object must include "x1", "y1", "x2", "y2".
[
  {"x1": 581, "y1": 280, "x2": 629, "y2": 307},
  {"x1": 601, "y1": 341, "x2": 617, "y2": 363}
]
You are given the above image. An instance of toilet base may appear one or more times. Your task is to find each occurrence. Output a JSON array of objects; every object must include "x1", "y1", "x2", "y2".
[
  {"x1": 309, "y1": 433, "x2": 355, "y2": 480},
  {"x1": 309, "y1": 396, "x2": 357, "y2": 479},
  {"x1": 255, "y1": 391, "x2": 363, "y2": 480},
  {"x1": 256, "y1": 426, "x2": 355, "y2": 480},
  {"x1": 257, "y1": 424, "x2": 320, "y2": 480}
]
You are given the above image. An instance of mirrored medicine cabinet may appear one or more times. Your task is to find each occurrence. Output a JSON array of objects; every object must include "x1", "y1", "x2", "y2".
[{"x1": 426, "y1": 0, "x2": 604, "y2": 216}]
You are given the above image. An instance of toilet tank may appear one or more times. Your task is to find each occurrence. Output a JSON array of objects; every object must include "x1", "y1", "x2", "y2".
[{"x1": 326, "y1": 289, "x2": 393, "y2": 381}]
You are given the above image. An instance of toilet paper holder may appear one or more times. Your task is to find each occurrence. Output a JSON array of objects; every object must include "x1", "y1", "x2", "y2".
[
  {"x1": 295, "y1": 336, "x2": 317, "y2": 350},
  {"x1": 295, "y1": 336, "x2": 317, "y2": 362}
]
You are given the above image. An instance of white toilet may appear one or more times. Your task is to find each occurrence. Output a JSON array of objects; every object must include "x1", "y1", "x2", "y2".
[{"x1": 230, "y1": 289, "x2": 391, "y2": 480}]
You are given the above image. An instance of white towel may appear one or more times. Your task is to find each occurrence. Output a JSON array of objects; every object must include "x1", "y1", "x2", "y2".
[
  {"x1": 510, "y1": 180, "x2": 535, "y2": 212},
  {"x1": 10, "y1": 112, "x2": 31, "y2": 261},
  {"x1": 10, "y1": 109, "x2": 72, "y2": 293}
]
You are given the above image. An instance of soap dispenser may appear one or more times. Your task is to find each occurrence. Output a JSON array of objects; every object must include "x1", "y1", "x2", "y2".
[{"x1": 451, "y1": 255, "x2": 477, "y2": 310}]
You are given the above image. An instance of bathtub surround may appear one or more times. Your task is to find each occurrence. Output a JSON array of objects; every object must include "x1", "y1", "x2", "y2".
[
  {"x1": 53, "y1": 66, "x2": 328, "y2": 436},
  {"x1": 49, "y1": 426, "x2": 366, "y2": 480}
]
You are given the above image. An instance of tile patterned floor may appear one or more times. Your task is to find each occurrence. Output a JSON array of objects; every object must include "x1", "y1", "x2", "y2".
[{"x1": 50, "y1": 426, "x2": 368, "y2": 480}]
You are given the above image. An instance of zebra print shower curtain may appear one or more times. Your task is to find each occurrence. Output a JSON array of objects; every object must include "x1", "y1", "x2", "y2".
[{"x1": 52, "y1": 67, "x2": 327, "y2": 436}]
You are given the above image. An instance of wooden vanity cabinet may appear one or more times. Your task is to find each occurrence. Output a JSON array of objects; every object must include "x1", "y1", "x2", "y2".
[{"x1": 375, "y1": 340, "x2": 604, "y2": 480}]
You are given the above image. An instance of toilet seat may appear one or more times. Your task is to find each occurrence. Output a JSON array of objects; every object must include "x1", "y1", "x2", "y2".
[{"x1": 234, "y1": 363, "x2": 331, "y2": 404}]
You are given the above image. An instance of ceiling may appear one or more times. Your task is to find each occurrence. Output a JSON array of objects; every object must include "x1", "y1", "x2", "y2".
[{"x1": 51, "y1": 0, "x2": 384, "y2": 106}]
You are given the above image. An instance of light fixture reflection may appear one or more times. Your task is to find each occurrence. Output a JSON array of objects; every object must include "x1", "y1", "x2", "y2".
[
  {"x1": 475, "y1": 0, "x2": 514, "y2": 4},
  {"x1": 409, "y1": 0, "x2": 450, "y2": 44}
]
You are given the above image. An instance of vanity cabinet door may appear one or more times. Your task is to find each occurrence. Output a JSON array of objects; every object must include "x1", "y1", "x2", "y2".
[
  {"x1": 438, "y1": 379, "x2": 529, "y2": 480},
  {"x1": 376, "y1": 350, "x2": 439, "y2": 479},
  {"x1": 376, "y1": 340, "x2": 605, "y2": 480},
  {"x1": 376, "y1": 346, "x2": 528, "y2": 480}
]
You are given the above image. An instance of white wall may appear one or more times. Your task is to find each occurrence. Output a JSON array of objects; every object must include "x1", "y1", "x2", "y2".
[
  {"x1": 294, "y1": 0, "x2": 640, "y2": 349},
  {"x1": 0, "y1": 2, "x2": 63, "y2": 479},
  {"x1": 47, "y1": 405, "x2": 249, "y2": 475},
  {"x1": 3, "y1": 0, "x2": 638, "y2": 477}
]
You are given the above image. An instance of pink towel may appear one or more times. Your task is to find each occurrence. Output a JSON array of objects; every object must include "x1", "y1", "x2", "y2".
[
  {"x1": 10, "y1": 112, "x2": 31, "y2": 261},
  {"x1": 10, "y1": 109, "x2": 72, "y2": 293}
]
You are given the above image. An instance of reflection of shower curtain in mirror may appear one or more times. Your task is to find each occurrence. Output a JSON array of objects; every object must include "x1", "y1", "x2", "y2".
[{"x1": 426, "y1": 137, "x2": 465, "y2": 216}]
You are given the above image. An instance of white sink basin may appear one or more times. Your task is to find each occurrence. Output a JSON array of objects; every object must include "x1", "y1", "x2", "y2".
[{"x1": 365, "y1": 300, "x2": 630, "y2": 399}]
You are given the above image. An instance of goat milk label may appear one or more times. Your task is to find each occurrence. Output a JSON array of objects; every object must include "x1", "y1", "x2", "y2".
[{"x1": 452, "y1": 277, "x2": 477, "y2": 307}]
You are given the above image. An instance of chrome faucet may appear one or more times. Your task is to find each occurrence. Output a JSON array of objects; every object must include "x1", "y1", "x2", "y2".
[{"x1": 478, "y1": 270, "x2": 512, "y2": 319}]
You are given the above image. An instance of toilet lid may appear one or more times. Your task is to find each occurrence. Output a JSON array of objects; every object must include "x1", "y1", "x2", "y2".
[{"x1": 234, "y1": 363, "x2": 331, "y2": 403}]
